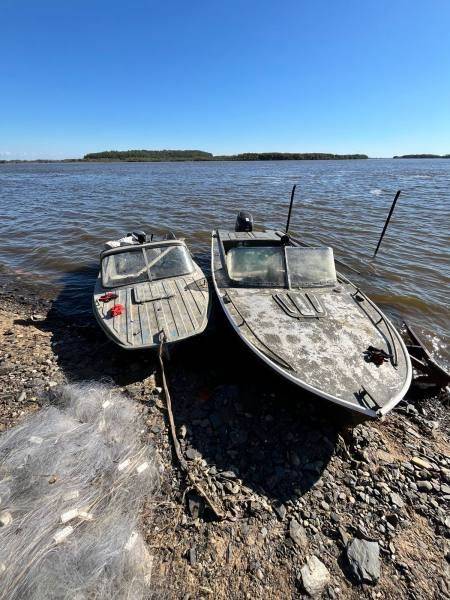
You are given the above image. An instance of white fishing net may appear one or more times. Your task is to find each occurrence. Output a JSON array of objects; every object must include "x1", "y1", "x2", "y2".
[{"x1": 0, "y1": 383, "x2": 158, "y2": 600}]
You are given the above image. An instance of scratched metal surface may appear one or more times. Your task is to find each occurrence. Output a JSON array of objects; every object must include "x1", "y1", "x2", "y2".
[
  {"x1": 93, "y1": 265, "x2": 209, "y2": 348},
  {"x1": 212, "y1": 231, "x2": 410, "y2": 413}
]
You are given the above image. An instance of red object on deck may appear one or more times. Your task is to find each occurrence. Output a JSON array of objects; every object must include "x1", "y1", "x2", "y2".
[
  {"x1": 109, "y1": 304, "x2": 125, "y2": 317},
  {"x1": 99, "y1": 292, "x2": 118, "y2": 303}
]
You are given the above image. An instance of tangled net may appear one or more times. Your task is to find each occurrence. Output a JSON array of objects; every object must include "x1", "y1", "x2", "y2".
[{"x1": 0, "y1": 383, "x2": 158, "y2": 599}]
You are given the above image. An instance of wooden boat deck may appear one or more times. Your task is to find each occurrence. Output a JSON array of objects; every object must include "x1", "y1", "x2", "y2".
[{"x1": 93, "y1": 267, "x2": 209, "y2": 349}]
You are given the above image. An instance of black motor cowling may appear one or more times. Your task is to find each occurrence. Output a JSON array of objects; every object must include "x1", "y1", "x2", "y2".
[
  {"x1": 235, "y1": 211, "x2": 253, "y2": 232},
  {"x1": 130, "y1": 230, "x2": 147, "y2": 244}
]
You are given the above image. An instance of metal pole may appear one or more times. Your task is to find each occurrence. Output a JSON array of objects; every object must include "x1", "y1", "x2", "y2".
[
  {"x1": 373, "y1": 190, "x2": 402, "y2": 259},
  {"x1": 285, "y1": 184, "x2": 296, "y2": 233}
]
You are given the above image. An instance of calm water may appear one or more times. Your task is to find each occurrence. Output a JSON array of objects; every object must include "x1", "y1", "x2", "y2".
[{"x1": 1, "y1": 159, "x2": 449, "y2": 365}]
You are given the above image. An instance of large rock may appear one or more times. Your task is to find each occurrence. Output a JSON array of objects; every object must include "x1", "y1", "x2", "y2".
[
  {"x1": 347, "y1": 538, "x2": 380, "y2": 583},
  {"x1": 300, "y1": 555, "x2": 330, "y2": 597}
]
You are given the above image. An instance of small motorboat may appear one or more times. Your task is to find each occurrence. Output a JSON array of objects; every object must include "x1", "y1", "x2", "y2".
[
  {"x1": 93, "y1": 231, "x2": 210, "y2": 349},
  {"x1": 211, "y1": 212, "x2": 412, "y2": 418}
]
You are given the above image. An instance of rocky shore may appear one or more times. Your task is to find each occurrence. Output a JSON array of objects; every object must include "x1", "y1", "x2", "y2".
[{"x1": 0, "y1": 271, "x2": 448, "y2": 599}]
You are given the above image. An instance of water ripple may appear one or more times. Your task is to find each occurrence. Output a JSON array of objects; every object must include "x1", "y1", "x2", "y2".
[{"x1": 0, "y1": 158, "x2": 449, "y2": 364}]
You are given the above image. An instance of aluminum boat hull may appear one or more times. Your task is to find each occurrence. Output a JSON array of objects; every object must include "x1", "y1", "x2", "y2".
[{"x1": 211, "y1": 229, "x2": 412, "y2": 418}]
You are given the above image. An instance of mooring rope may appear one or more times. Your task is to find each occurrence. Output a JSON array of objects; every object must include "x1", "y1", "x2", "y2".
[{"x1": 157, "y1": 331, "x2": 225, "y2": 520}]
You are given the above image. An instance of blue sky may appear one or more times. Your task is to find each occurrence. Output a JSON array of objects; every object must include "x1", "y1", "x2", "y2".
[{"x1": 1, "y1": 0, "x2": 449, "y2": 159}]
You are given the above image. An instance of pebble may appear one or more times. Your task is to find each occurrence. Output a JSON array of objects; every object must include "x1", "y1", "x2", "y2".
[
  {"x1": 411, "y1": 457, "x2": 433, "y2": 470},
  {"x1": 346, "y1": 538, "x2": 380, "y2": 584},
  {"x1": 289, "y1": 518, "x2": 308, "y2": 549},
  {"x1": 223, "y1": 481, "x2": 236, "y2": 494},
  {"x1": 390, "y1": 492, "x2": 405, "y2": 508},
  {"x1": 300, "y1": 555, "x2": 330, "y2": 597},
  {"x1": 188, "y1": 497, "x2": 202, "y2": 519},
  {"x1": 416, "y1": 480, "x2": 433, "y2": 492},
  {"x1": 274, "y1": 503, "x2": 286, "y2": 521}
]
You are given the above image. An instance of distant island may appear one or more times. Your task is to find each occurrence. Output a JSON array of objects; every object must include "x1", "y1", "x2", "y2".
[
  {"x1": 211, "y1": 152, "x2": 368, "y2": 161},
  {"x1": 0, "y1": 149, "x2": 369, "y2": 164},
  {"x1": 83, "y1": 150, "x2": 213, "y2": 161},
  {"x1": 83, "y1": 150, "x2": 368, "y2": 162},
  {"x1": 393, "y1": 154, "x2": 450, "y2": 159}
]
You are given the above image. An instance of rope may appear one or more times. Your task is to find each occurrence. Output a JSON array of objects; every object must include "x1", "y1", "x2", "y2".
[{"x1": 157, "y1": 331, "x2": 226, "y2": 520}]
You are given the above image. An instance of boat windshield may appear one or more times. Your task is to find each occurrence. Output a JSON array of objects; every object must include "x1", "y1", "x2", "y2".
[
  {"x1": 286, "y1": 247, "x2": 337, "y2": 288},
  {"x1": 226, "y1": 245, "x2": 336, "y2": 288},
  {"x1": 102, "y1": 244, "x2": 194, "y2": 288},
  {"x1": 226, "y1": 247, "x2": 286, "y2": 287}
]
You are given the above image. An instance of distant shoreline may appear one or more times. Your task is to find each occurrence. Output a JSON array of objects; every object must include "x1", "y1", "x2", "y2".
[
  {"x1": 0, "y1": 157, "x2": 370, "y2": 164},
  {"x1": 1, "y1": 150, "x2": 369, "y2": 163},
  {"x1": 393, "y1": 154, "x2": 450, "y2": 159},
  {"x1": 2, "y1": 151, "x2": 449, "y2": 164}
]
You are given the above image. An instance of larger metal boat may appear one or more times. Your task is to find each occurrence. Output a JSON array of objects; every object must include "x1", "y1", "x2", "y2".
[{"x1": 211, "y1": 215, "x2": 412, "y2": 418}]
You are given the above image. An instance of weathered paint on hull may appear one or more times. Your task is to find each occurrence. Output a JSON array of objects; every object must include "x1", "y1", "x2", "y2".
[{"x1": 212, "y1": 230, "x2": 412, "y2": 417}]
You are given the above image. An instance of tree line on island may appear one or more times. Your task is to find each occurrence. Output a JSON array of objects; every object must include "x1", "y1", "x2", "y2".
[
  {"x1": 82, "y1": 149, "x2": 368, "y2": 162},
  {"x1": 83, "y1": 150, "x2": 213, "y2": 161},
  {"x1": 393, "y1": 154, "x2": 450, "y2": 158},
  {"x1": 3, "y1": 150, "x2": 450, "y2": 164}
]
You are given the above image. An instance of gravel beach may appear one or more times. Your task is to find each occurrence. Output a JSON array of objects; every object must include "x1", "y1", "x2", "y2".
[{"x1": 0, "y1": 269, "x2": 448, "y2": 599}]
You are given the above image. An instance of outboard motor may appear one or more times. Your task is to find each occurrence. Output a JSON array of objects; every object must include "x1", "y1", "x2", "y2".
[
  {"x1": 130, "y1": 230, "x2": 147, "y2": 244},
  {"x1": 235, "y1": 211, "x2": 253, "y2": 232}
]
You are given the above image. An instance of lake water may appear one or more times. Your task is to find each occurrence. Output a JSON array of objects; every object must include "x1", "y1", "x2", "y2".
[{"x1": 0, "y1": 159, "x2": 449, "y2": 365}]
